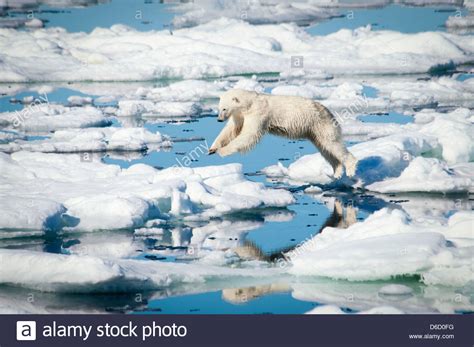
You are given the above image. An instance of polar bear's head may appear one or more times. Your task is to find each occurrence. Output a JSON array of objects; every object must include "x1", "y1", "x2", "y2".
[{"x1": 218, "y1": 89, "x2": 257, "y2": 122}]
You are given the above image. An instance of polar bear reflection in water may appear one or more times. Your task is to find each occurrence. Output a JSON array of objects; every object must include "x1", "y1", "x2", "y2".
[
  {"x1": 209, "y1": 89, "x2": 358, "y2": 179},
  {"x1": 224, "y1": 200, "x2": 357, "y2": 304}
]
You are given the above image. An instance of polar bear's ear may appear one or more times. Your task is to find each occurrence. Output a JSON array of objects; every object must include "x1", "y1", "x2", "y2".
[{"x1": 232, "y1": 97, "x2": 240, "y2": 103}]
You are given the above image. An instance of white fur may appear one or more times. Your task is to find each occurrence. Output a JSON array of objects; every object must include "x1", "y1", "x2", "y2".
[{"x1": 210, "y1": 89, "x2": 358, "y2": 178}]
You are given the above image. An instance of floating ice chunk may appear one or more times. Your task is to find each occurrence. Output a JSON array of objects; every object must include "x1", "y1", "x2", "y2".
[
  {"x1": 0, "y1": 127, "x2": 172, "y2": 153},
  {"x1": 117, "y1": 100, "x2": 203, "y2": 117},
  {"x1": 373, "y1": 77, "x2": 474, "y2": 109},
  {"x1": 367, "y1": 158, "x2": 473, "y2": 193},
  {"x1": 25, "y1": 18, "x2": 43, "y2": 28},
  {"x1": 292, "y1": 279, "x2": 472, "y2": 314},
  {"x1": 418, "y1": 108, "x2": 474, "y2": 164},
  {"x1": 446, "y1": 14, "x2": 474, "y2": 29},
  {"x1": 171, "y1": 0, "x2": 337, "y2": 28},
  {"x1": 289, "y1": 208, "x2": 473, "y2": 286},
  {"x1": 233, "y1": 76, "x2": 265, "y2": 93},
  {"x1": 173, "y1": 0, "x2": 466, "y2": 29},
  {"x1": 260, "y1": 161, "x2": 289, "y2": 177},
  {"x1": 136, "y1": 79, "x2": 229, "y2": 102},
  {"x1": 67, "y1": 95, "x2": 93, "y2": 106},
  {"x1": 304, "y1": 186, "x2": 323, "y2": 194},
  {"x1": 341, "y1": 119, "x2": 404, "y2": 140},
  {"x1": 378, "y1": 284, "x2": 413, "y2": 295},
  {"x1": 0, "y1": 248, "x2": 278, "y2": 293},
  {"x1": 272, "y1": 76, "x2": 474, "y2": 113},
  {"x1": 372, "y1": 194, "x2": 473, "y2": 234},
  {"x1": 445, "y1": 211, "x2": 474, "y2": 242},
  {"x1": 65, "y1": 195, "x2": 151, "y2": 231},
  {"x1": 422, "y1": 249, "x2": 474, "y2": 287},
  {"x1": 271, "y1": 84, "x2": 325, "y2": 99},
  {"x1": 290, "y1": 210, "x2": 445, "y2": 281},
  {"x1": 0, "y1": 104, "x2": 111, "y2": 132}
]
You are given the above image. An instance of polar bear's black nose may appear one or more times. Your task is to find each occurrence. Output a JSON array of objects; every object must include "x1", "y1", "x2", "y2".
[{"x1": 217, "y1": 119, "x2": 224, "y2": 122}]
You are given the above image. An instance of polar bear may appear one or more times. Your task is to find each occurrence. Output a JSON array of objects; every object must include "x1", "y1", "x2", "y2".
[{"x1": 209, "y1": 89, "x2": 358, "y2": 178}]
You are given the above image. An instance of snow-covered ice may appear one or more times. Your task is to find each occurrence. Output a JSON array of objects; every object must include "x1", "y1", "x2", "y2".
[
  {"x1": 366, "y1": 158, "x2": 473, "y2": 193},
  {"x1": 272, "y1": 76, "x2": 474, "y2": 112},
  {"x1": 0, "y1": 20, "x2": 472, "y2": 82},
  {"x1": 170, "y1": 0, "x2": 337, "y2": 28},
  {"x1": 0, "y1": 152, "x2": 294, "y2": 231},
  {"x1": 0, "y1": 104, "x2": 112, "y2": 132},
  {"x1": 289, "y1": 208, "x2": 474, "y2": 287},
  {"x1": 0, "y1": 248, "x2": 278, "y2": 293},
  {"x1": 170, "y1": 0, "x2": 466, "y2": 28},
  {"x1": 0, "y1": 127, "x2": 172, "y2": 153},
  {"x1": 117, "y1": 100, "x2": 203, "y2": 118}
]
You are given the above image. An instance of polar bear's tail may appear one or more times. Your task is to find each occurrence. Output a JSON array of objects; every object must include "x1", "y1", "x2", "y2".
[{"x1": 344, "y1": 153, "x2": 358, "y2": 177}]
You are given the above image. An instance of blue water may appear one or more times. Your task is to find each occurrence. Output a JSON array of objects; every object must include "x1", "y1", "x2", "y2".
[
  {"x1": 306, "y1": 4, "x2": 466, "y2": 35},
  {"x1": 7, "y1": 0, "x2": 176, "y2": 32},
  {"x1": 358, "y1": 112, "x2": 413, "y2": 124},
  {"x1": 0, "y1": 1, "x2": 471, "y2": 315},
  {"x1": 3, "y1": 1, "x2": 465, "y2": 34},
  {"x1": 0, "y1": 87, "x2": 99, "y2": 113},
  {"x1": 105, "y1": 117, "x2": 316, "y2": 174},
  {"x1": 456, "y1": 73, "x2": 474, "y2": 81},
  {"x1": 145, "y1": 290, "x2": 316, "y2": 315}
]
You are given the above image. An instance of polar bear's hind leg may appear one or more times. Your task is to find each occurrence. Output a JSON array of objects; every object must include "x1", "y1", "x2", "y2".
[
  {"x1": 344, "y1": 152, "x2": 358, "y2": 177},
  {"x1": 311, "y1": 138, "x2": 344, "y2": 178}
]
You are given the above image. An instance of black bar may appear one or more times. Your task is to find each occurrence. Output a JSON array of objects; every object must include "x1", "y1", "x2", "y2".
[{"x1": 1, "y1": 314, "x2": 472, "y2": 347}]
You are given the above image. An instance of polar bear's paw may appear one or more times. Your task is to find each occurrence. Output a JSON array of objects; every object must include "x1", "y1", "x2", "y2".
[
  {"x1": 217, "y1": 147, "x2": 233, "y2": 157},
  {"x1": 333, "y1": 165, "x2": 344, "y2": 179},
  {"x1": 344, "y1": 154, "x2": 358, "y2": 177}
]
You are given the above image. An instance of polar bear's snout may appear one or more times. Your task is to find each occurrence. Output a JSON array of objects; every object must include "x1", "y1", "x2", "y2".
[{"x1": 217, "y1": 108, "x2": 229, "y2": 122}]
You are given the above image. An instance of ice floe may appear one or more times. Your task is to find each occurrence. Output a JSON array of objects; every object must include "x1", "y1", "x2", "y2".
[
  {"x1": 271, "y1": 76, "x2": 474, "y2": 112},
  {"x1": 0, "y1": 248, "x2": 278, "y2": 293},
  {"x1": 288, "y1": 208, "x2": 474, "y2": 287},
  {"x1": 0, "y1": 127, "x2": 172, "y2": 153},
  {"x1": 170, "y1": 0, "x2": 466, "y2": 28},
  {"x1": 366, "y1": 158, "x2": 473, "y2": 193},
  {"x1": 170, "y1": 0, "x2": 337, "y2": 28},
  {"x1": 0, "y1": 104, "x2": 112, "y2": 132},
  {"x1": 116, "y1": 100, "x2": 203, "y2": 118},
  {"x1": 0, "y1": 152, "x2": 294, "y2": 231},
  {"x1": 293, "y1": 278, "x2": 473, "y2": 314},
  {"x1": 0, "y1": 19, "x2": 472, "y2": 81},
  {"x1": 446, "y1": 13, "x2": 474, "y2": 33}
]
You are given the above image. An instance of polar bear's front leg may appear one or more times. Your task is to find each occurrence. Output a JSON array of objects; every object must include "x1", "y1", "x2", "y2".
[
  {"x1": 218, "y1": 117, "x2": 266, "y2": 157},
  {"x1": 209, "y1": 118, "x2": 238, "y2": 154}
]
